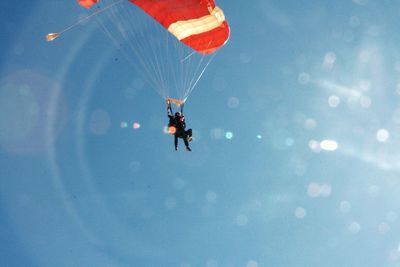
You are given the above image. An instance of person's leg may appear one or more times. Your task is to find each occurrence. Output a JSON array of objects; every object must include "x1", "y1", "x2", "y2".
[
  {"x1": 183, "y1": 138, "x2": 189, "y2": 147},
  {"x1": 174, "y1": 135, "x2": 178, "y2": 150},
  {"x1": 183, "y1": 136, "x2": 191, "y2": 151},
  {"x1": 186, "y1": 129, "x2": 192, "y2": 141}
]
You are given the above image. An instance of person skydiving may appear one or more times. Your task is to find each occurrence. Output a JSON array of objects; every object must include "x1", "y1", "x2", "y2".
[{"x1": 167, "y1": 99, "x2": 192, "y2": 151}]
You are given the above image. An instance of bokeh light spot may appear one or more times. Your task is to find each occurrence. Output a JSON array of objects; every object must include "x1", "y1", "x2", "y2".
[
  {"x1": 328, "y1": 95, "x2": 340, "y2": 107},
  {"x1": 349, "y1": 222, "x2": 361, "y2": 233},
  {"x1": 323, "y1": 52, "x2": 337, "y2": 69},
  {"x1": 320, "y1": 140, "x2": 338, "y2": 151},
  {"x1": 227, "y1": 96, "x2": 240, "y2": 108},
  {"x1": 225, "y1": 131, "x2": 234, "y2": 140},
  {"x1": 307, "y1": 183, "x2": 332, "y2": 198},
  {"x1": 295, "y1": 207, "x2": 306, "y2": 219},
  {"x1": 298, "y1": 72, "x2": 310, "y2": 84},
  {"x1": 376, "y1": 129, "x2": 389, "y2": 142},
  {"x1": 308, "y1": 139, "x2": 321, "y2": 152},
  {"x1": 340, "y1": 201, "x2": 352, "y2": 213},
  {"x1": 133, "y1": 122, "x2": 141, "y2": 129},
  {"x1": 307, "y1": 183, "x2": 321, "y2": 198}
]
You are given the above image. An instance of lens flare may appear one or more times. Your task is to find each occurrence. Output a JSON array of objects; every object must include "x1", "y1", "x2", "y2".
[
  {"x1": 225, "y1": 131, "x2": 233, "y2": 139},
  {"x1": 376, "y1": 129, "x2": 389, "y2": 142},
  {"x1": 295, "y1": 207, "x2": 306, "y2": 219},
  {"x1": 320, "y1": 140, "x2": 338, "y2": 151},
  {"x1": 168, "y1": 126, "x2": 176, "y2": 134},
  {"x1": 133, "y1": 122, "x2": 140, "y2": 129}
]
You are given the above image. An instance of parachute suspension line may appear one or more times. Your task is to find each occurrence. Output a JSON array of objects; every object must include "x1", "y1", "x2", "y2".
[
  {"x1": 183, "y1": 50, "x2": 217, "y2": 102},
  {"x1": 117, "y1": 2, "x2": 166, "y2": 94},
  {"x1": 127, "y1": 1, "x2": 171, "y2": 99},
  {"x1": 46, "y1": 0, "x2": 124, "y2": 41},
  {"x1": 179, "y1": 39, "x2": 213, "y2": 102},
  {"x1": 164, "y1": 29, "x2": 171, "y2": 99},
  {"x1": 178, "y1": 38, "x2": 195, "y2": 101},
  {"x1": 94, "y1": 1, "x2": 165, "y2": 97},
  {"x1": 166, "y1": 30, "x2": 182, "y2": 100},
  {"x1": 152, "y1": 28, "x2": 170, "y2": 98},
  {"x1": 131, "y1": 6, "x2": 170, "y2": 99},
  {"x1": 178, "y1": 39, "x2": 188, "y2": 100},
  {"x1": 101, "y1": 0, "x2": 167, "y2": 98},
  {"x1": 162, "y1": 29, "x2": 190, "y2": 102},
  {"x1": 182, "y1": 42, "x2": 216, "y2": 101},
  {"x1": 180, "y1": 47, "x2": 196, "y2": 100},
  {"x1": 181, "y1": 51, "x2": 196, "y2": 63}
]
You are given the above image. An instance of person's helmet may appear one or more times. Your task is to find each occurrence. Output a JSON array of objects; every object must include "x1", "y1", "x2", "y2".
[{"x1": 175, "y1": 112, "x2": 181, "y2": 117}]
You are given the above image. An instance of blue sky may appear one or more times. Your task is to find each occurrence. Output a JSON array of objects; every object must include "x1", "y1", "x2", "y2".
[{"x1": 2, "y1": 0, "x2": 400, "y2": 266}]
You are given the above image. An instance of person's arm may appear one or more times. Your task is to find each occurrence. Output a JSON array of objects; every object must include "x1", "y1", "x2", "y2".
[
  {"x1": 167, "y1": 101, "x2": 173, "y2": 118},
  {"x1": 182, "y1": 116, "x2": 186, "y2": 129}
]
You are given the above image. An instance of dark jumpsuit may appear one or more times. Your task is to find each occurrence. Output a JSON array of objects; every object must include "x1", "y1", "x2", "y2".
[{"x1": 167, "y1": 104, "x2": 192, "y2": 150}]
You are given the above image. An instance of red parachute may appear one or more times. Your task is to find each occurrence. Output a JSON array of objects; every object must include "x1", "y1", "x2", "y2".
[
  {"x1": 77, "y1": 0, "x2": 229, "y2": 54},
  {"x1": 78, "y1": 0, "x2": 98, "y2": 9},
  {"x1": 59, "y1": 0, "x2": 231, "y2": 102}
]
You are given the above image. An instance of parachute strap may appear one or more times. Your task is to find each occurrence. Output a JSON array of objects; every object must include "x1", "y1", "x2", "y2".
[{"x1": 166, "y1": 98, "x2": 184, "y2": 107}]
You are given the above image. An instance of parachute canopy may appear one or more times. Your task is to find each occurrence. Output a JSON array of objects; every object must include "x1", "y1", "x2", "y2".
[
  {"x1": 79, "y1": 0, "x2": 229, "y2": 54},
  {"x1": 129, "y1": 0, "x2": 229, "y2": 54}
]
